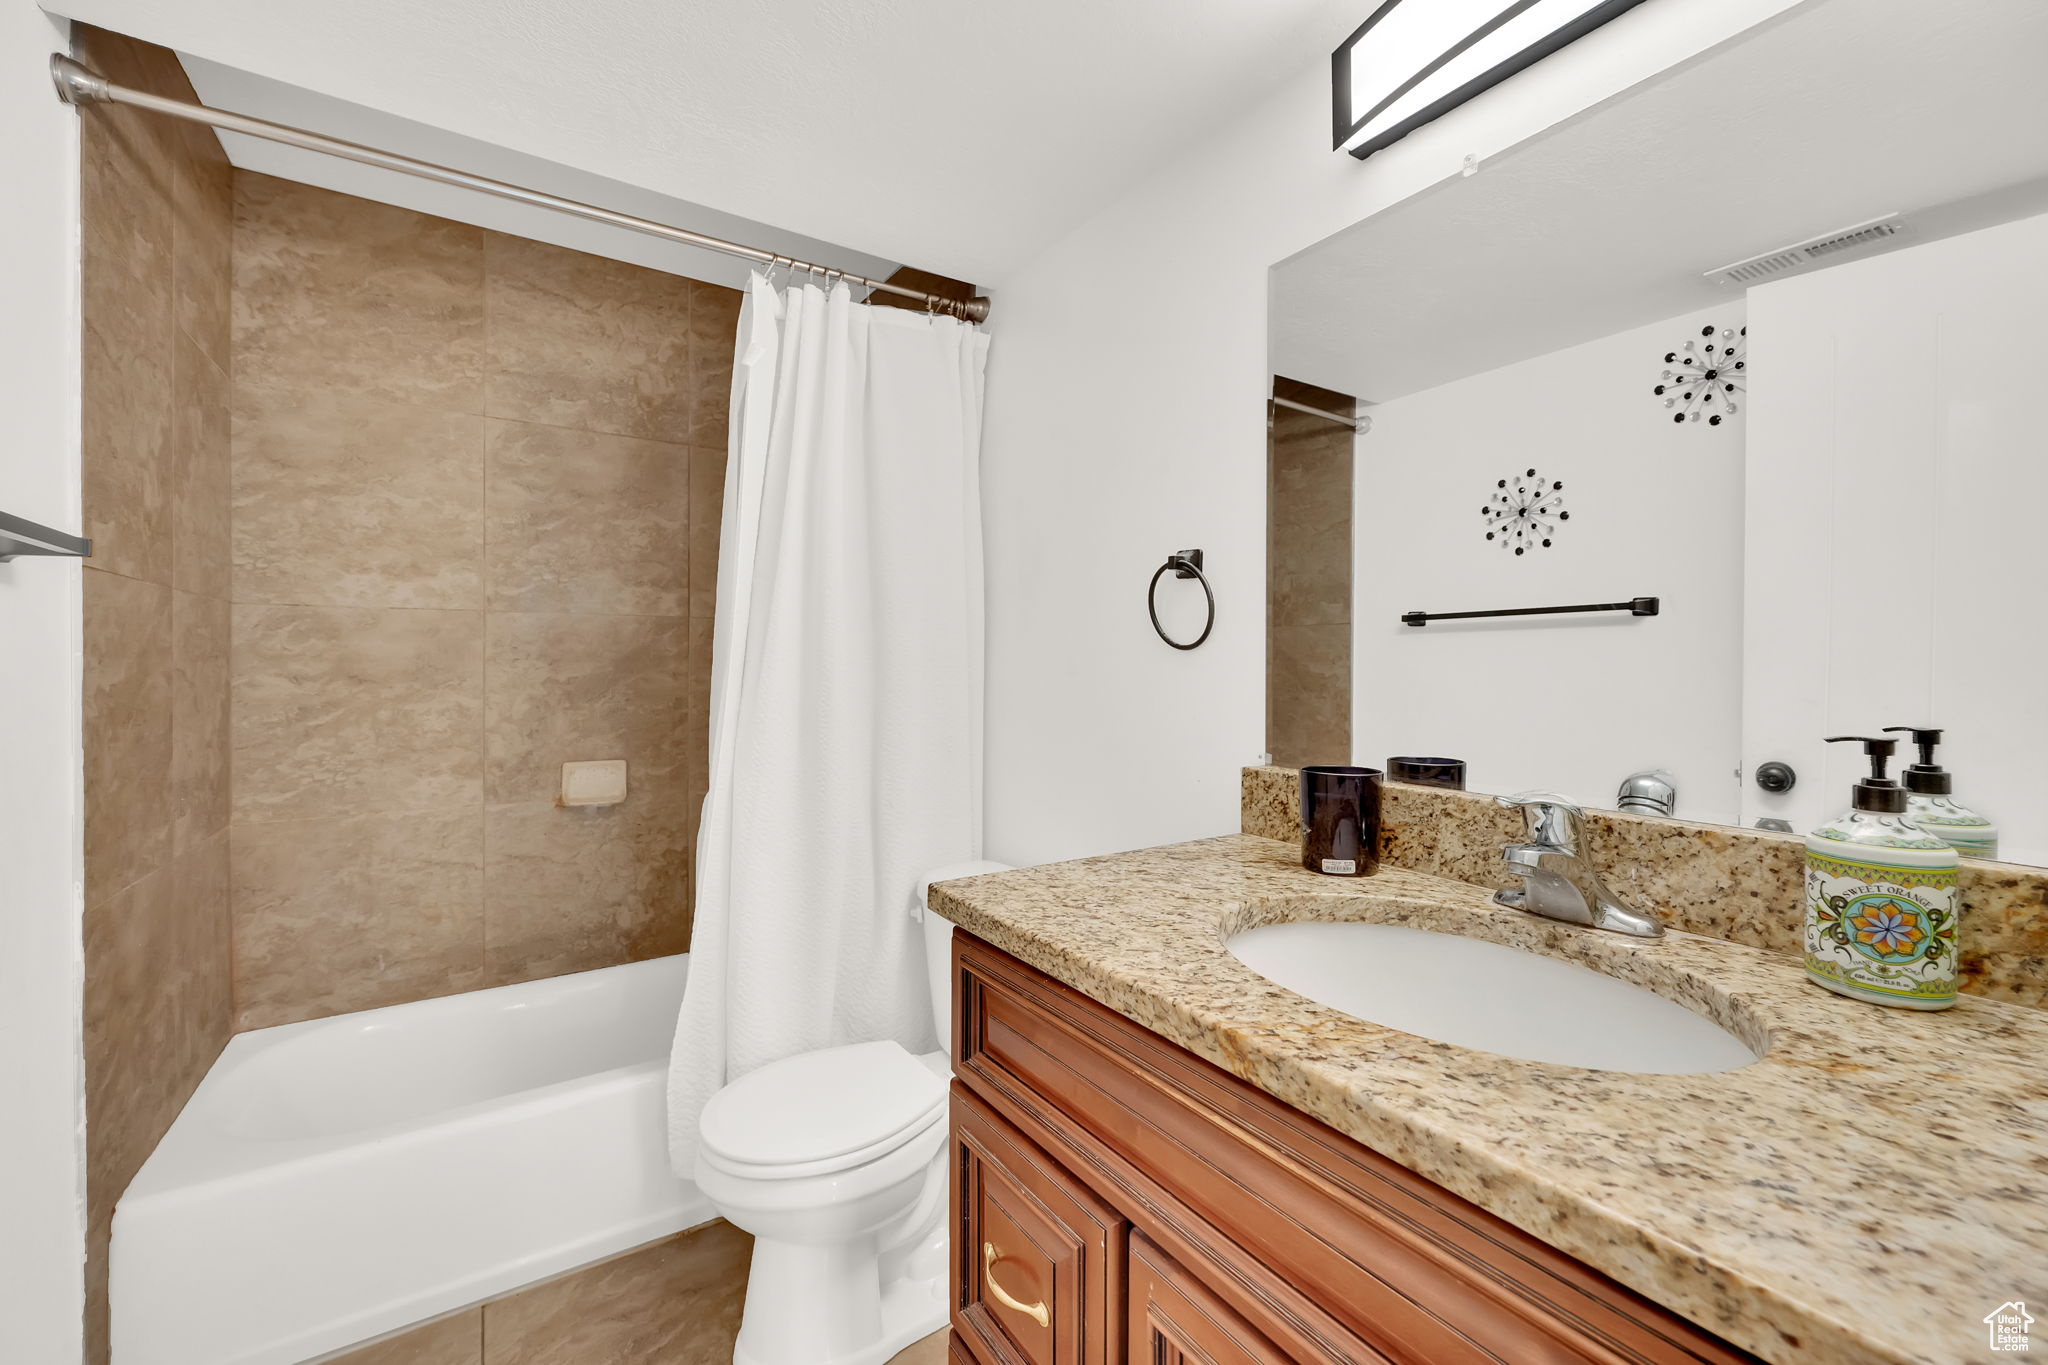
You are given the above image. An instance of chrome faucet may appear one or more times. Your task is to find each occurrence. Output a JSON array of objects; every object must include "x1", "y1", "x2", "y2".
[{"x1": 1493, "y1": 793, "x2": 1663, "y2": 938}]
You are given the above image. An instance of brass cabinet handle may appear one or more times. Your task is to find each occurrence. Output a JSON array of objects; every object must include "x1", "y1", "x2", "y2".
[{"x1": 982, "y1": 1241, "x2": 1050, "y2": 1328}]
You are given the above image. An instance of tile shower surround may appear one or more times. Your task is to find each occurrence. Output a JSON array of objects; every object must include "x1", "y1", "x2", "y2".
[
  {"x1": 227, "y1": 173, "x2": 738, "y2": 1029},
  {"x1": 75, "y1": 25, "x2": 235, "y2": 1362},
  {"x1": 1242, "y1": 765, "x2": 2048, "y2": 1008},
  {"x1": 78, "y1": 30, "x2": 735, "y2": 1352}
]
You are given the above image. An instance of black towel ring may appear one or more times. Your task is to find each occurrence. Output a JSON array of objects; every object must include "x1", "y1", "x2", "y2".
[{"x1": 1148, "y1": 549, "x2": 1214, "y2": 651}]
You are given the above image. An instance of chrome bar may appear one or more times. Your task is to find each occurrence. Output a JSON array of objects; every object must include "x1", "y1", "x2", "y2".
[
  {"x1": 49, "y1": 55, "x2": 990, "y2": 324},
  {"x1": 0, "y1": 508, "x2": 91, "y2": 562},
  {"x1": 1270, "y1": 395, "x2": 1369, "y2": 433}
]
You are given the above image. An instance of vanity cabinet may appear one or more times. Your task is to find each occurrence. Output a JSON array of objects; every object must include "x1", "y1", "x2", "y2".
[
  {"x1": 952, "y1": 1087, "x2": 1122, "y2": 1365},
  {"x1": 946, "y1": 931, "x2": 1760, "y2": 1365},
  {"x1": 1128, "y1": 1234, "x2": 1286, "y2": 1365}
]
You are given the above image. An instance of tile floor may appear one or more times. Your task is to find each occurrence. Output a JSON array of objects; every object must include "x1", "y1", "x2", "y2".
[{"x1": 331, "y1": 1220, "x2": 952, "y2": 1364}]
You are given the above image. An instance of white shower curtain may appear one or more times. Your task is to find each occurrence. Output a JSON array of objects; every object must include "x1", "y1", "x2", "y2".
[{"x1": 667, "y1": 276, "x2": 989, "y2": 1172}]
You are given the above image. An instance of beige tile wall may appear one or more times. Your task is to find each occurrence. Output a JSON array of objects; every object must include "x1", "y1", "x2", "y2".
[
  {"x1": 1266, "y1": 376, "x2": 1355, "y2": 768},
  {"x1": 74, "y1": 25, "x2": 236, "y2": 1363},
  {"x1": 229, "y1": 173, "x2": 742, "y2": 1028}
]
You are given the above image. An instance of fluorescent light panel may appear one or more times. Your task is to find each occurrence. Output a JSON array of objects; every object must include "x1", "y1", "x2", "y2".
[{"x1": 1334, "y1": 0, "x2": 1650, "y2": 158}]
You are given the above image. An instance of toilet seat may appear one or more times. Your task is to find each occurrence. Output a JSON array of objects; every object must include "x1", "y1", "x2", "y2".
[{"x1": 699, "y1": 1040, "x2": 948, "y2": 1182}]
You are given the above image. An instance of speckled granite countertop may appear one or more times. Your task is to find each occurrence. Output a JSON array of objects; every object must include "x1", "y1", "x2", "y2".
[{"x1": 930, "y1": 835, "x2": 2048, "y2": 1365}]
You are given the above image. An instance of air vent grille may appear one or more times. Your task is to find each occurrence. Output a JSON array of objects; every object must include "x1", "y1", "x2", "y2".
[
  {"x1": 1705, "y1": 214, "x2": 1904, "y2": 286},
  {"x1": 1805, "y1": 221, "x2": 1902, "y2": 257}
]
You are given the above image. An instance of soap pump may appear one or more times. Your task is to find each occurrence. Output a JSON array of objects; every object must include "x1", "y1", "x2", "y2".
[
  {"x1": 1883, "y1": 726, "x2": 1998, "y2": 859},
  {"x1": 1801, "y1": 736, "x2": 1959, "y2": 1010}
]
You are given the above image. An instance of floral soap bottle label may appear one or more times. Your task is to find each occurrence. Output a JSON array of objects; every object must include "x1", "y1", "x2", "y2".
[{"x1": 1804, "y1": 851, "x2": 1958, "y2": 1009}]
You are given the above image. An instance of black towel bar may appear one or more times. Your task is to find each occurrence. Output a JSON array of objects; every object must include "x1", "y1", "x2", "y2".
[{"x1": 1402, "y1": 596, "x2": 1658, "y2": 627}]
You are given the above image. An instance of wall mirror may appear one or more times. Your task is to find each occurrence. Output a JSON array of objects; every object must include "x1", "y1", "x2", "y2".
[{"x1": 1266, "y1": 0, "x2": 2048, "y2": 864}]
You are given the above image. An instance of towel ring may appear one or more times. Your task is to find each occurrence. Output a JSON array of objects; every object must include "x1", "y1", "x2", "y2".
[{"x1": 1148, "y1": 549, "x2": 1214, "y2": 651}]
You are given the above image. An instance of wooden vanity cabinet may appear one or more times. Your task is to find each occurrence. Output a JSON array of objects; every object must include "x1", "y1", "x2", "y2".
[
  {"x1": 1128, "y1": 1234, "x2": 1288, "y2": 1365},
  {"x1": 946, "y1": 931, "x2": 1760, "y2": 1365},
  {"x1": 951, "y1": 1087, "x2": 1122, "y2": 1365}
]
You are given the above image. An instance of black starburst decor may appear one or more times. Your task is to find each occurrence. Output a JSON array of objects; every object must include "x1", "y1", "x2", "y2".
[
  {"x1": 1655, "y1": 324, "x2": 1746, "y2": 424},
  {"x1": 1481, "y1": 468, "x2": 1567, "y2": 555}
]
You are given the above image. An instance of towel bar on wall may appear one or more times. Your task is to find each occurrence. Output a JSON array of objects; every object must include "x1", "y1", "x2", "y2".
[
  {"x1": 0, "y1": 510, "x2": 92, "y2": 563},
  {"x1": 1401, "y1": 596, "x2": 1658, "y2": 627}
]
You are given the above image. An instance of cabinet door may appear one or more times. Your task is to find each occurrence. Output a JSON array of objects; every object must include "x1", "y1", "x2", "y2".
[
  {"x1": 953, "y1": 1086, "x2": 1125, "y2": 1365},
  {"x1": 1128, "y1": 1235, "x2": 1298, "y2": 1365}
]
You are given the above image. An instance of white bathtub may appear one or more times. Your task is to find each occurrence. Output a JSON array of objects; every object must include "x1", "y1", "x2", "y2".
[{"x1": 111, "y1": 955, "x2": 709, "y2": 1365}]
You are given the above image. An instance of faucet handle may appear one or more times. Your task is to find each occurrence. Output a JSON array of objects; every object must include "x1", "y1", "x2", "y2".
[{"x1": 1495, "y1": 791, "x2": 1587, "y2": 850}]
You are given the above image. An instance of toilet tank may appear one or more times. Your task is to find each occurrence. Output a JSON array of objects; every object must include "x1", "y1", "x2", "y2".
[{"x1": 919, "y1": 863, "x2": 1013, "y2": 1053}]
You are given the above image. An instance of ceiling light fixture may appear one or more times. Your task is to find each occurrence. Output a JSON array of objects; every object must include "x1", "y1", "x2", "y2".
[{"x1": 1333, "y1": 0, "x2": 1650, "y2": 159}]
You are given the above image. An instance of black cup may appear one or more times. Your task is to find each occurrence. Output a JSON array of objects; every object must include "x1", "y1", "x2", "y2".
[
  {"x1": 1299, "y1": 766, "x2": 1382, "y2": 877},
  {"x1": 1387, "y1": 756, "x2": 1467, "y2": 790}
]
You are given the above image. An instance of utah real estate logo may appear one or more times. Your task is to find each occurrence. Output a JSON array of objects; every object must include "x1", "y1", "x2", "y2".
[{"x1": 1985, "y1": 1301, "x2": 2034, "y2": 1353}]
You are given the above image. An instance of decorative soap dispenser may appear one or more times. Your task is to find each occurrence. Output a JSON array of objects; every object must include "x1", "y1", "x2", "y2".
[
  {"x1": 1803, "y1": 735, "x2": 1959, "y2": 1010},
  {"x1": 1883, "y1": 726, "x2": 1998, "y2": 860}
]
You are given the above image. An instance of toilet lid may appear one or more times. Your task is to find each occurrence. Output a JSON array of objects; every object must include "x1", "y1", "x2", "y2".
[{"x1": 699, "y1": 1040, "x2": 947, "y2": 1173}]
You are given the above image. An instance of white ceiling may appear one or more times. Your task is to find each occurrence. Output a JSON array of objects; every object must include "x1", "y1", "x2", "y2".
[
  {"x1": 1272, "y1": 0, "x2": 2048, "y2": 402},
  {"x1": 176, "y1": 54, "x2": 903, "y2": 295},
  {"x1": 48, "y1": 0, "x2": 1364, "y2": 287}
]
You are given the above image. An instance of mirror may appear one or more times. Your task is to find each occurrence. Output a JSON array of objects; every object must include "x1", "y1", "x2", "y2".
[{"x1": 1266, "y1": 0, "x2": 2048, "y2": 864}]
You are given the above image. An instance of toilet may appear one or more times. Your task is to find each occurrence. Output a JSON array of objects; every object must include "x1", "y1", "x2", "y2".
[{"x1": 695, "y1": 861, "x2": 1012, "y2": 1365}]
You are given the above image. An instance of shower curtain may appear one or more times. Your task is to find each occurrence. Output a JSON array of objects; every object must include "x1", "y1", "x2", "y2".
[{"x1": 667, "y1": 276, "x2": 988, "y2": 1172}]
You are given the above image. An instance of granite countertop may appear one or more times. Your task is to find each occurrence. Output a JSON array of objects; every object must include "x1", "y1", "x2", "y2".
[{"x1": 930, "y1": 834, "x2": 2048, "y2": 1365}]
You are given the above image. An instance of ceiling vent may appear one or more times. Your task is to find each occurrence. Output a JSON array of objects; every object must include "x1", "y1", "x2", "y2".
[{"x1": 1704, "y1": 214, "x2": 1905, "y2": 286}]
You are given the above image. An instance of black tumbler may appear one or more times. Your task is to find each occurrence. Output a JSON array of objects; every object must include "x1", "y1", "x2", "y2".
[
  {"x1": 1299, "y1": 765, "x2": 1382, "y2": 877},
  {"x1": 1387, "y1": 756, "x2": 1467, "y2": 790}
]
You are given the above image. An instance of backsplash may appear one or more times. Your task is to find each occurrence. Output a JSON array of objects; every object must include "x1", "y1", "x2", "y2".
[{"x1": 1242, "y1": 766, "x2": 2048, "y2": 1009}]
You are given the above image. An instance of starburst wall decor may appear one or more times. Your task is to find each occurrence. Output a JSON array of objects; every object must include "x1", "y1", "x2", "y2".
[
  {"x1": 1655, "y1": 324, "x2": 1746, "y2": 424},
  {"x1": 1481, "y1": 468, "x2": 1567, "y2": 555}
]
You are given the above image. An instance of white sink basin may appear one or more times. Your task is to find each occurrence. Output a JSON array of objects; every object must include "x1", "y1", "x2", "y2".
[{"x1": 1227, "y1": 921, "x2": 1758, "y2": 1074}]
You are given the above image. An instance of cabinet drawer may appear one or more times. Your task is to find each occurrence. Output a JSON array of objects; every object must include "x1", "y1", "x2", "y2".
[
  {"x1": 1128, "y1": 1235, "x2": 1289, "y2": 1365},
  {"x1": 952, "y1": 1085, "x2": 1124, "y2": 1365}
]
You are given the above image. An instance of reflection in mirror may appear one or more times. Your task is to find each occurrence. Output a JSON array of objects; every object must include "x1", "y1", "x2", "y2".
[
  {"x1": 1267, "y1": 0, "x2": 2048, "y2": 863},
  {"x1": 1266, "y1": 378, "x2": 1358, "y2": 768}
]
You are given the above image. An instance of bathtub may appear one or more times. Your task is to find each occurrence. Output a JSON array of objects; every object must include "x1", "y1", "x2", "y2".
[{"x1": 111, "y1": 955, "x2": 709, "y2": 1365}]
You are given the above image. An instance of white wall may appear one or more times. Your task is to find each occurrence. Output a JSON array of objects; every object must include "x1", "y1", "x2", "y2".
[
  {"x1": 0, "y1": 3, "x2": 87, "y2": 1360},
  {"x1": 1354, "y1": 303, "x2": 1746, "y2": 823},
  {"x1": 1743, "y1": 211, "x2": 2048, "y2": 860},
  {"x1": 979, "y1": 0, "x2": 1810, "y2": 866}
]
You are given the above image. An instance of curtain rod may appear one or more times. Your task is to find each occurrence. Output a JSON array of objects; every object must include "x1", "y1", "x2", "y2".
[
  {"x1": 1270, "y1": 395, "x2": 1371, "y2": 434},
  {"x1": 49, "y1": 54, "x2": 991, "y2": 324}
]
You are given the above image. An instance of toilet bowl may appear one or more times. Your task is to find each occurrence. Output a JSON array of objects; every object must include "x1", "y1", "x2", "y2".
[{"x1": 696, "y1": 860, "x2": 1012, "y2": 1365}]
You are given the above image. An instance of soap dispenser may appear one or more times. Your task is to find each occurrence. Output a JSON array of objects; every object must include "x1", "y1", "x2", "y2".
[
  {"x1": 1803, "y1": 736, "x2": 1959, "y2": 1010},
  {"x1": 1883, "y1": 726, "x2": 1998, "y2": 859}
]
